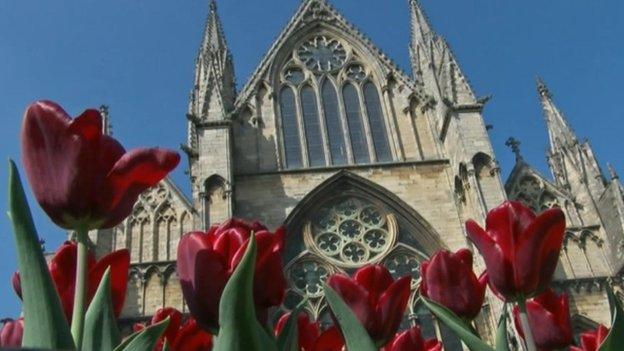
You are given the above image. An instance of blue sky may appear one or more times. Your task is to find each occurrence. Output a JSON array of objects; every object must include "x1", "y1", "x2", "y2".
[{"x1": 0, "y1": 0, "x2": 622, "y2": 318}]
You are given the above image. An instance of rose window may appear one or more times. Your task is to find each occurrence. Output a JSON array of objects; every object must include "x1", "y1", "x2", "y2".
[
  {"x1": 297, "y1": 36, "x2": 347, "y2": 73},
  {"x1": 304, "y1": 197, "x2": 396, "y2": 268},
  {"x1": 385, "y1": 253, "x2": 421, "y2": 284},
  {"x1": 289, "y1": 260, "x2": 331, "y2": 298}
]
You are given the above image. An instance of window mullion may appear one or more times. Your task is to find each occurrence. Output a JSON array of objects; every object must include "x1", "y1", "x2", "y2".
[
  {"x1": 356, "y1": 83, "x2": 377, "y2": 163},
  {"x1": 316, "y1": 79, "x2": 332, "y2": 167},
  {"x1": 295, "y1": 85, "x2": 310, "y2": 168},
  {"x1": 337, "y1": 81, "x2": 355, "y2": 164}
]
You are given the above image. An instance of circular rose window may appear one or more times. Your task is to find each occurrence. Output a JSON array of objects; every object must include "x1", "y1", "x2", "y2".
[
  {"x1": 304, "y1": 197, "x2": 396, "y2": 268},
  {"x1": 297, "y1": 35, "x2": 347, "y2": 73}
]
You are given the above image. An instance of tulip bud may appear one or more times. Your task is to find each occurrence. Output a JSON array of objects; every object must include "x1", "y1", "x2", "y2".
[
  {"x1": 420, "y1": 249, "x2": 487, "y2": 320},
  {"x1": 21, "y1": 100, "x2": 179, "y2": 230},
  {"x1": 0, "y1": 318, "x2": 24, "y2": 348},
  {"x1": 327, "y1": 265, "x2": 411, "y2": 347},
  {"x1": 465, "y1": 201, "x2": 566, "y2": 301},
  {"x1": 512, "y1": 289, "x2": 573, "y2": 349},
  {"x1": 177, "y1": 219, "x2": 286, "y2": 332}
]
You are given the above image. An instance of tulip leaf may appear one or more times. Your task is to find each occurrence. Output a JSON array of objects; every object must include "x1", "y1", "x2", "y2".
[
  {"x1": 599, "y1": 287, "x2": 624, "y2": 351},
  {"x1": 323, "y1": 284, "x2": 377, "y2": 351},
  {"x1": 113, "y1": 318, "x2": 169, "y2": 351},
  {"x1": 83, "y1": 268, "x2": 121, "y2": 351},
  {"x1": 213, "y1": 235, "x2": 278, "y2": 351},
  {"x1": 276, "y1": 299, "x2": 308, "y2": 351},
  {"x1": 495, "y1": 307, "x2": 510, "y2": 351},
  {"x1": 6, "y1": 160, "x2": 75, "y2": 350},
  {"x1": 422, "y1": 297, "x2": 494, "y2": 351}
]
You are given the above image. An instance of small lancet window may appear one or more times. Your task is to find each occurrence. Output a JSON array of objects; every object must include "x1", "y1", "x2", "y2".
[
  {"x1": 321, "y1": 80, "x2": 347, "y2": 165},
  {"x1": 343, "y1": 83, "x2": 370, "y2": 164},
  {"x1": 363, "y1": 82, "x2": 391, "y2": 162},
  {"x1": 280, "y1": 86, "x2": 302, "y2": 169},
  {"x1": 301, "y1": 85, "x2": 326, "y2": 167}
]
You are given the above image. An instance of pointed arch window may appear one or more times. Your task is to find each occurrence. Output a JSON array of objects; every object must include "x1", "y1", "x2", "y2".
[
  {"x1": 280, "y1": 86, "x2": 302, "y2": 169},
  {"x1": 321, "y1": 80, "x2": 347, "y2": 165},
  {"x1": 343, "y1": 83, "x2": 370, "y2": 164},
  {"x1": 363, "y1": 82, "x2": 391, "y2": 162},
  {"x1": 277, "y1": 35, "x2": 396, "y2": 170},
  {"x1": 301, "y1": 85, "x2": 326, "y2": 167}
]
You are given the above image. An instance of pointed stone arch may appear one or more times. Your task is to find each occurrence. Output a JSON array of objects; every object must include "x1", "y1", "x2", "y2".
[
  {"x1": 284, "y1": 170, "x2": 447, "y2": 263},
  {"x1": 203, "y1": 174, "x2": 231, "y2": 228}
]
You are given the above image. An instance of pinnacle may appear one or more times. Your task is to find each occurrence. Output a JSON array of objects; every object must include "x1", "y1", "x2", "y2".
[{"x1": 536, "y1": 76, "x2": 552, "y2": 99}]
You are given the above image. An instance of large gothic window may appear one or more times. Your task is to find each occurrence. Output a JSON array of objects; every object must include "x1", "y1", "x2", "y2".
[
  {"x1": 277, "y1": 35, "x2": 393, "y2": 169},
  {"x1": 301, "y1": 85, "x2": 326, "y2": 167},
  {"x1": 280, "y1": 86, "x2": 302, "y2": 169}
]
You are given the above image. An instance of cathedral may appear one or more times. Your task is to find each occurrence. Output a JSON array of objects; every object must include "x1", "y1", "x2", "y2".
[{"x1": 90, "y1": 0, "x2": 624, "y2": 347}]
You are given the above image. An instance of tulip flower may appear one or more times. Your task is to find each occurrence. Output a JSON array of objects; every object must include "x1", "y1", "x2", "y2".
[
  {"x1": 512, "y1": 289, "x2": 572, "y2": 350},
  {"x1": 571, "y1": 325, "x2": 610, "y2": 351},
  {"x1": 21, "y1": 100, "x2": 180, "y2": 231},
  {"x1": 13, "y1": 241, "x2": 130, "y2": 323},
  {"x1": 134, "y1": 307, "x2": 212, "y2": 351},
  {"x1": 465, "y1": 201, "x2": 566, "y2": 301},
  {"x1": 420, "y1": 249, "x2": 487, "y2": 320},
  {"x1": 327, "y1": 265, "x2": 411, "y2": 347},
  {"x1": 0, "y1": 318, "x2": 23, "y2": 348},
  {"x1": 275, "y1": 312, "x2": 321, "y2": 351},
  {"x1": 311, "y1": 327, "x2": 344, "y2": 351},
  {"x1": 177, "y1": 219, "x2": 286, "y2": 332},
  {"x1": 383, "y1": 326, "x2": 442, "y2": 351}
]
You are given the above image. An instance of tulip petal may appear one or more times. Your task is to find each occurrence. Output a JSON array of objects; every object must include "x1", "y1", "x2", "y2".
[
  {"x1": 312, "y1": 327, "x2": 344, "y2": 351},
  {"x1": 376, "y1": 276, "x2": 412, "y2": 345},
  {"x1": 515, "y1": 208, "x2": 565, "y2": 293},
  {"x1": 327, "y1": 274, "x2": 374, "y2": 332},
  {"x1": 354, "y1": 265, "x2": 394, "y2": 305},
  {"x1": 88, "y1": 249, "x2": 130, "y2": 318},
  {"x1": 188, "y1": 250, "x2": 228, "y2": 332},
  {"x1": 170, "y1": 319, "x2": 213, "y2": 351},
  {"x1": 103, "y1": 148, "x2": 180, "y2": 228}
]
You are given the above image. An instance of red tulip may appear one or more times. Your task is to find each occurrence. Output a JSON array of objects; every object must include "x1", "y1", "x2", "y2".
[
  {"x1": 134, "y1": 307, "x2": 212, "y2": 351},
  {"x1": 0, "y1": 318, "x2": 23, "y2": 348},
  {"x1": 21, "y1": 100, "x2": 180, "y2": 230},
  {"x1": 177, "y1": 219, "x2": 286, "y2": 332},
  {"x1": 383, "y1": 326, "x2": 442, "y2": 351},
  {"x1": 420, "y1": 249, "x2": 487, "y2": 320},
  {"x1": 275, "y1": 312, "x2": 321, "y2": 351},
  {"x1": 465, "y1": 201, "x2": 566, "y2": 301},
  {"x1": 311, "y1": 327, "x2": 344, "y2": 351},
  {"x1": 13, "y1": 241, "x2": 130, "y2": 323},
  {"x1": 512, "y1": 289, "x2": 572, "y2": 350},
  {"x1": 327, "y1": 265, "x2": 411, "y2": 347},
  {"x1": 571, "y1": 325, "x2": 610, "y2": 351}
]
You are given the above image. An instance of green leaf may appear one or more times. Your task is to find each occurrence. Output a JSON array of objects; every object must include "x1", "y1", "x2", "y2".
[
  {"x1": 83, "y1": 268, "x2": 121, "y2": 351},
  {"x1": 213, "y1": 235, "x2": 278, "y2": 351},
  {"x1": 495, "y1": 306, "x2": 510, "y2": 351},
  {"x1": 114, "y1": 318, "x2": 169, "y2": 351},
  {"x1": 421, "y1": 297, "x2": 494, "y2": 351},
  {"x1": 6, "y1": 160, "x2": 75, "y2": 350},
  {"x1": 323, "y1": 284, "x2": 377, "y2": 351},
  {"x1": 276, "y1": 299, "x2": 308, "y2": 351},
  {"x1": 599, "y1": 287, "x2": 624, "y2": 351}
]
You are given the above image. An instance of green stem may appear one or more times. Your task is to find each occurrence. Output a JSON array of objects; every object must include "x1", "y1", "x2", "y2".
[
  {"x1": 71, "y1": 228, "x2": 89, "y2": 350},
  {"x1": 517, "y1": 298, "x2": 537, "y2": 351}
]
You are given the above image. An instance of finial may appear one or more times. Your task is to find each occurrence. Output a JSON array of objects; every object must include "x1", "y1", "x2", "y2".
[
  {"x1": 209, "y1": 0, "x2": 217, "y2": 12},
  {"x1": 608, "y1": 163, "x2": 619, "y2": 180},
  {"x1": 505, "y1": 137, "x2": 523, "y2": 161},
  {"x1": 99, "y1": 104, "x2": 112, "y2": 136},
  {"x1": 536, "y1": 76, "x2": 552, "y2": 99}
]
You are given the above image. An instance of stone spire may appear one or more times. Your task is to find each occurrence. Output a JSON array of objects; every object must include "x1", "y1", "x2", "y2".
[
  {"x1": 536, "y1": 78, "x2": 605, "y2": 197},
  {"x1": 537, "y1": 77, "x2": 577, "y2": 152},
  {"x1": 408, "y1": 0, "x2": 476, "y2": 104},
  {"x1": 99, "y1": 105, "x2": 112, "y2": 136},
  {"x1": 188, "y1": 0, "x2": 236, "y2": 122},
  {"x1": 608, "y1": 163, "x2": 619, "y2": 180}
]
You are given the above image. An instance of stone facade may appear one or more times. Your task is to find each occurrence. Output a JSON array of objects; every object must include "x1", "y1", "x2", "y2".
[{"x1": 90, "y1": 0, "x2": 622, "y2": 346}]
